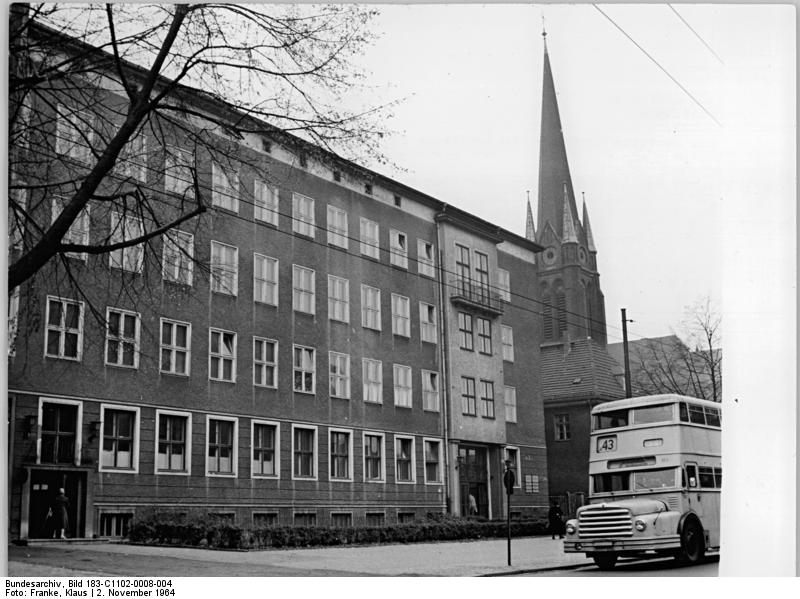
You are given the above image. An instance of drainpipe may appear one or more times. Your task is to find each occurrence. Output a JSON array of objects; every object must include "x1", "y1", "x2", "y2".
[{"x1": 435, "y1": 216, "x2": 452, "y2": 514}]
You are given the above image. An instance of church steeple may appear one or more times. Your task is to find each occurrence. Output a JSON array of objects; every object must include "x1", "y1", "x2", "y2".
[
  {"x1": 582, "y1": 196, "x2": 597, "y2": 253},
  {"x1": 525, "y1": 194, "x2": 536, "y2": 242},
  {"x1": 561, "y1": 183, "x2": 578, "y2": 244}
]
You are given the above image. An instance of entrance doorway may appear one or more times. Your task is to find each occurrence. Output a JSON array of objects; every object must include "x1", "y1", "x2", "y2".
[
  {"x1": 458, "y1": 446, "x2": 488, "y2": 518},
  {"x1": 28, "y1": 470, "x2": 86, "y2": 539}
]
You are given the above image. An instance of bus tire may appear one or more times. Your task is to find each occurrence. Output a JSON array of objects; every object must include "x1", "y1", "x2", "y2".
[
  {"x1": 676, "y1": 518, "x2": 705, "y2": 565},
  {"x1": 592, "y1": 554, "x2": 618, "y2": 570}
]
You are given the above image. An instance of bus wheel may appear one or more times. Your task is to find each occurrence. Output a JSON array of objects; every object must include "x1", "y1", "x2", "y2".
[
  {"x1": 592, "y1": 554, "x2": 618, "y2": 570},
  {"x1": 677, "y1": 520, "x2": 705, "y2": 564}
]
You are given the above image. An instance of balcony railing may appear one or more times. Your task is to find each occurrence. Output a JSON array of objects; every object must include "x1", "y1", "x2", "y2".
[{"x1": 449, "y1": 278, "x2": 504, "y2": 316}]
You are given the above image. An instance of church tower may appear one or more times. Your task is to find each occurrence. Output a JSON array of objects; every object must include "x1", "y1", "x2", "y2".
[{"x1": 535, "y1": 32, "x2": 607, "y2": 346}]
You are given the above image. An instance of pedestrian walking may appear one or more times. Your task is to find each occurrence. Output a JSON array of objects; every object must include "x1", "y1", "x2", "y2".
[
  {"x1": 548, "y1": 500, "x2": 564, "y2": 539},
  {"x1": 468, "y1": 493, "x2": 478, "y2": 517},
  {"x1": 50, "y1": 488, "x2": 70, "y2": 540}
]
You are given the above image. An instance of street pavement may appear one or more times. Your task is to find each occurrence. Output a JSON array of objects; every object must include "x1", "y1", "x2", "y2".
[{"x1": 7, "y1": 535, "x2": 591, "y2": 577}]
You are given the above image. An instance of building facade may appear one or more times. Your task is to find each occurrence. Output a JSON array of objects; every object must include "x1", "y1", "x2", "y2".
[{"x1": 7, "y1": 19, "x2": 549, "y2": 540}]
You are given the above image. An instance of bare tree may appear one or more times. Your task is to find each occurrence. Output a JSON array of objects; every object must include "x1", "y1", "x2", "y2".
[
  {"x1": 627, "y1": 297, "x2": 722, "y2": 402},
  {"x1": 8, "y1": 2, "x2": 391, "y2": 292}
]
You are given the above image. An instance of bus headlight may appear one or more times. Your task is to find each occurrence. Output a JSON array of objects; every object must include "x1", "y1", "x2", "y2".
[
  {"x1": 566, "y1": 522, "x2": 576, "y2": 535},
  {"x1": 634, "y1": 519, "x2": 647, "y2": 532}
]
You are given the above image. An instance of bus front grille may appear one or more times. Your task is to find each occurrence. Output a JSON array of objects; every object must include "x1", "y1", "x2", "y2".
[{"x1": 578, "y1": 507, "x2": 633, "y2": 538}]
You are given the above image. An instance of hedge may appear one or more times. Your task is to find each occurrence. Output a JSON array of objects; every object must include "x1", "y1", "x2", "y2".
[{"x1": 126, "y1": 513, "x2": 548, "y2": 550}]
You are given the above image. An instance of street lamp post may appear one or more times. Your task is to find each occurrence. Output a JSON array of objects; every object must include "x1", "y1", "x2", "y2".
[{"x1": 503, "y1": 459, "x2": 515, "y2": 566}]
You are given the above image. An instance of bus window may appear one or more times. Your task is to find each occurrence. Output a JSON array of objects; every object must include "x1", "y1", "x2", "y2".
[
  {"x1": 698, "y1": 466, "x2": 716, "y2": 488},
  {"x1": 705, "y1": 407, "x2": 721, "y2": 427},
  {"x1": 685, "y1": 464, "x2": 698, "y2": 488},
  {"x1": 688, "y1": 405, "x2": 706, "y2": 425},
  {"x1": 632, "y1": 468, "x2": 677, "y2": 490},
  {"x1": 713, "y1": 467, "x2": 722, "y2": 488},
  {"x1": 593, "y1": 409, "x2": 628, "y2": 431},
  {"x1": 592, "y1": 472, "x2": 630, "y2": 493},
  {"x1": 631, "y1": 404, "x2": 674, "y2": 425},
  {"x1": 679, "y1": 402, "x2": 689, "y2": 422}
]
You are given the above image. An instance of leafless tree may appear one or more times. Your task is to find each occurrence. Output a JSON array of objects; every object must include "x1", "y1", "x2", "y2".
[
  {"x1": 628, "y1": 296, "x2": 722, "y2": 402},
  {"x1": 8, "y1": 2, "x2": 391, "y2": 293}
]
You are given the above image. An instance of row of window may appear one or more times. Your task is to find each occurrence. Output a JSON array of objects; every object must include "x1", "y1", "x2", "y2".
[{"x1": 37, "y1": 399, "x2": 449, "y2": 483}]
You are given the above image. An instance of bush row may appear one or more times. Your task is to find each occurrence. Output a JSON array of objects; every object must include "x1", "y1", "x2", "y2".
[{"x1": 127, "y1": 515, "x2": 548, "y2": 550}]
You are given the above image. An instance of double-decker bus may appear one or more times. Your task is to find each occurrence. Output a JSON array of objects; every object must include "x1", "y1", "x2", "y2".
[{"x1": 563, "y1": 394, "x2": 721, "y2": 570}]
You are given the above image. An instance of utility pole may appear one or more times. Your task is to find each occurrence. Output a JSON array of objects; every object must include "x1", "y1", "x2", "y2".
[{"x1": 621, "y1": 308, "x2": 633, "y2": 398}]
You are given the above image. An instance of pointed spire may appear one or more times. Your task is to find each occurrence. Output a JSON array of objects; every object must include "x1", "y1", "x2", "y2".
[
  {"x1": 582, "y1": 194, "x2": 597, "y2": 252},
  {"x1": 525, "y1": 191, "x2": 536, "y2": 242},
  {"x1": 561, "y1": 183, "x2": 578, "y2": 243}
]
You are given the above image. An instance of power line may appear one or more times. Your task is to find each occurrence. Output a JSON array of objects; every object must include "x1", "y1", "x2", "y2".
[{"x1": 592, "y1": 4, "x2": 722, "y2": 127}]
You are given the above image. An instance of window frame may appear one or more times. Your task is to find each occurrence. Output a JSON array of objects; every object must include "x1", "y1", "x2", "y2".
[
  {"x1": 254, "y1": 179, "x2": 279, "y2": 225},
  {"x1": 292, "y1": 264, "x2": 316, "y2": 315},
  {"x1": 211, "y1": 161, "x2": 240, "y2": 213},
  {"x1": 363, "y1": 431, "x2": 385, "y2": 483},
  {"x1": 417, "y1": 239, "x2": 435, "y2": 278},
  {"x1": 423, "y1": 438, "x2": 443, "y2": 485},
  {"x1": 458, "y1": 312, "x2": 473, "y2": 351},
  {"x1": 327, "y1": 275, "x2": 350, "y2": 323},
  {"x1": 37, "y1": 397, "x2": 83, "y2": 466},
  {"x1": 116, "y1": 131, "x2": 147, "y2": 182},
  {"x1": 394, "y1": 435, "x2": 416, "y2": 484},
  {"x1": 253, "y1": 253, "x2": 279, "y2": 306},
  {"x1": 389, "y1": 229, "x2": 408, "y2": 269},
  {"x1": 328, "y1": 427, "x2": 354, "y2": 482},
  {"x1": 461, "y1": 376, "x2": 477, "y2": 416},
  {"x1": 162, "y1": 229, "x2": 194, "y2": 286},
  {"x1": 253, "y1": 337, "x2": 278, "y2": 389},
  {"x1": 393, "y1": 364, "x2": 413, "y2": 408},
  {"x1": 209, "y1": 328, "x2": 237, "y2": 383},
  {"x1": 44, "y1": 296, "x2": 84, "y2": 361},
  {"x1": 504, "y1": 386, "x2": 518, "y2": 424},
  {"x1": 419, "y1": 302, "x2": 437, "y2": 344},
  {"x1": 154, "y1": 409, "x2": 192, "y2": 476},
  {"x1": 291, "y1": 424, "x2": 318, "y2": 481},
  {"x1": 362, "y1": 358, "x2": 383, "y2": 404},
  {"x1": 555, "y1": 413, "x2": 571, "y2": 441},
  {"x1": 99, "y1": 404, "x2": 141, "y2": 474},
  {"x1": 51, "y1": 196, "x2": 90, "y2": 261},
  {"x1": 326, "y1": 204, "x2": 349, "y2": 249},
  {"x1": 109, "y1": 211, "x2": 144, "y2": 273},
  {"x1": 206, "y1": 415, "x2": 239, "y2": 477},
  {"x1": 159, "y1": 318, "x2": 191, "y2": 377},
  {"x1": 292, "y1": 192, "x2": 316, "y2": 238},
  {"x1": 292, "y1": 344, "x2": 316, "y2": 394},
  {"x1": 329, "y1": 351, "x2": 351, "y2": 399},
  {"x1": 501, "y1": 325, "x2": 515, "y2": 362},
  {"x1": 361, "y1": 284, "x2": 382, "y2": 331},
  {"x1": 251, "y1": 419, "x2": 280, "y2": 479},
  {"x1": 56, "y1": 104, "x2": 93, "y2": 164},
  {"x1": 164, "y1": 146, "x2": 195, "y2": 199},
  {"x1": 479, "y1": 379, "x2": 495, "y2": 419},
  {"x1": 210, "y1": 240, "x2": 239, "y2": 296},
  {"x1": 359, "y1": 217, "x2": 380, "y2": 259},
  {"x1": 497, "y1": 268, "x2": 511, "y2": 302},
  {"x1": 391, "y1": 293, "x2": 410, "y2": 337},
  {"x1": 104, "y1": 307, "x2": 141, "y2": 369},
  {"x1": 422, "y1": 370, "x2": 440, "y2": 412},
  {"x1": 477, "y1": 317, "x2": 492, "y2": 355}
]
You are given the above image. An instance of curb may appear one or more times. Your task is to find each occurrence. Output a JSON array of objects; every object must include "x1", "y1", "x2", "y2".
[{"x1": 481, "y1": 562, "x2": 592, "y2": 576}]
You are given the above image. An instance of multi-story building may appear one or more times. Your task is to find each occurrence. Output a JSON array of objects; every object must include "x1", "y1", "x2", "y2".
[{"x1": 7, "y1": 18, "x2": 548, "y2": 540}]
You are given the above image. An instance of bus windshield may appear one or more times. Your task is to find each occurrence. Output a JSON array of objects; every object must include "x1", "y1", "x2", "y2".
[
  {"x1": 593, "y1": 404, "x2": 676, "y2": 431},
  {"x1": 592, "y1": 467, "x2": 678, "y2": 493}
]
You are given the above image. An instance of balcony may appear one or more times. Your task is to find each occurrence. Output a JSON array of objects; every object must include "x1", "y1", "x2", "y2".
[{"x1": 449, "y1": 278, "x2": 504, "y2": 317}]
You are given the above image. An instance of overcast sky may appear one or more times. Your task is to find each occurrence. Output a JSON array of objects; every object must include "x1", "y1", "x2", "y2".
[{"x1": 349, "y1": 3, "x2": 794, "y2": 347}]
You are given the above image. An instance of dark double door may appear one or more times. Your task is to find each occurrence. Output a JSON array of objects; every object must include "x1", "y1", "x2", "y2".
[
  {"x1": 459, "y1": 446, "x2": 488, "y2": 518},
  {"x1": 28, "y1": 469, "x2": 85, "y2": 539}
]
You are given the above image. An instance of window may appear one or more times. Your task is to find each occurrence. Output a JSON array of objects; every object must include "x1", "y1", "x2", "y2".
[
  {"x1": 360, "y1": 218, "x2": 379, "y2": 259},
  {"x1": 504, "y1": 386, "x2": 517, "y2": 423},
  {"x1": 391, "y1": 294, "x2": 410, "y2": 337},
  {"x1": 417, "y1": 239, "x2": 435, "y2": 277},
  {"x1": 419, "y1": 303, "x2": 437, "y2": 343},
  {"x1": 501, "y1": 325, "x2": 514, "y2": 362},
  {"x1": 39, "y1": 400, "x2": 80, "y2": 465},
  {"x1": 51, "y1": 197, "x2": 89, "y2": 260},
  {"x1": 116, "y1": 133, "x2": 147, "y2": 182},
  {"x1": 329, "y1": 352, "x2": 350, "y2": 399},
  {"x1": 477, "y1": 318, "x2": 492, "y2": 354},
  {"x1": 363, "y1": 433, "x2": 384, "y2": 482},
  {"x1": 424, "y1": 439, "x2": 442, "y2": 484},
  {"x1": 504, "y1": 447, "x2": 520, "y2": 487},
  {"x1": 252, "y1": 421, "x2": 278, "y2": 477},
  {"x1": 293, "y1": 345, "x2": 315, "y2": 393},
  {"x1": 327, "y1": 205, "x2": 348, "y2": 249},
  {"x1": 56, "y1": 104, "x2": 93, "y2": 163},
  {"x1": 398, "y1": 512, "x2": 415, "y2": 524},
  {"x1": 292, "y1": 425, "x2": 317, "y2": 479},
  {"x1": 362, "y1": 359, "x2": 383, "y2": 404},
  {"x1": 253, "y1": 513, "x2": 277, "y2": 528},
  {"x1": 328, "y1": 276, "x2": 349, "y2": 323},
  {"x1": 458, "y1": 312, "x2": 473, "y2": 351},
  {"x1": 209, "y1": 328, "x2": 236, "y2": 382},
  {"x1": 555, "y1": 414, "x2": 571, "y2": 441},
  {"x1": 292, "y1": 192, "x2": 315, "y2": 237},
  {"x1": 109, "y1": 212, "x2": 144, "y2": 273},
  {"x1": 101, "y1": 406, "x2": 139, "y2": 472},
  {"x1": 475, "y1": 251, "x2": 490, "y2": 301},
  {"x1": 105, "y1": 308, "x2": 140, "y2": 368},
  {"x1": 160, "y1": 319, "x2": 190, "y2": 376},
  {"x1": 393, "y1": 364, "x2": 412, "y2": 408},
  {"x1": 254, "y1": 179, "x2": 278, "y2": 225},
  {"x1": 455, "y1": 244, "x2": 471, "y2": 293},
  {"x1": 156, "y1": 411, "x2": 190, "y2": 474},
  {"x1": 162, "y1": 230, "x2": 194, "y2": 285},
  {"x1": 253, "y1": 337, "x2": 277, "y2": 388},
  {"x1": 395, "y1": 436, "x2": 415, "y2": 483},
  {"x1": 331, "y1": 513, "x2": 352, "y2": 528},
  {"x1": 361, "y1": 285, "x2": 381, "y2": 330},
  {"x1": 292, "y1": 265, "x2": 315, "y2": 314},
  {"x1": 390, "y1": 229, "x2": 408, "y2": 268},
  {"x1": 210, "y1": 241, "x2": 238, "y2": 295},
  {"x1": 422, "y1": 371, "x2": 440, "y2": 412},
  {"x1": 461, "y1": 377, "x2": 476, "y2": 416},
  {"x1": 45, "y1": 297, "x2": 84, "y2": 360},
  {"x1": 99, "y1": 513, "x2": 133, "y2": 538},
  {"x1": 164, "y1": 147, "x2": 194, "y2": 199},
  {"x1": 254, "y1": 254, "x2": 279, "y2": 305},
  {"x1": 480, "y1": 380, "x2": 495, "y2": 419},
  {"x1": 497, "y1": 269, "x2": 511, "y2": 302},
  {"x1": 329, "y1": 429, "x2": 352, "y2": 480},
  {"x1": 207, "y1": 417, "x2": 237, "y2": 476},
  {"x1": 212, "y1": 161, "x2": 239, "y2": 212},
  {"x1": 366, "y1": 513, "x2": 385, "y2": 527},
  {"x1": 294, "y1": 513, "x2": 316, "y2": 526}
]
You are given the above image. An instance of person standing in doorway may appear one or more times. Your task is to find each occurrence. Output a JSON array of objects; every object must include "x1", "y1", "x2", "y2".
[
  {"x1": 468, "y1": 493, "x2": 478, "y2": 517},
  {"x1": 50, "y1": 488, "x2": 70, "y2": 539},
  {"x1": 548, "y1": 500, "x2": 564, "y2": 539}
]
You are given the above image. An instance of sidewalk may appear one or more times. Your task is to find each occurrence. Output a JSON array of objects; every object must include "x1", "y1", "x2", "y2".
[{"x1": 8, "y1": 535, "x2": 591, "y2": 577}]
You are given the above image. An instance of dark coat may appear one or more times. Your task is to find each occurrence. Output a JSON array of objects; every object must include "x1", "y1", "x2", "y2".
[
  {"x1": 50, "y1": 493, "x2": 70, "y2": 530},
  {"x1": 548, "y1": 505, "x2": 564, "y2": 534}
]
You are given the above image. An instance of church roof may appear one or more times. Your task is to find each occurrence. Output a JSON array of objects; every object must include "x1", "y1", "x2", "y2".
[{"x1": 540, "y1": 338, "x2": 625, "y2": 402}]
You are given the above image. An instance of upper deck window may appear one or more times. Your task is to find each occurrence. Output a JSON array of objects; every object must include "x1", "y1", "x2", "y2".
[
  {"x1": 593, "y1": 409, "x2": 628, "y2": 431},
  {"x1": 631, "y1": 404, "x2": 674, "y2": 425},
  {"x1": 679, "y1": 402, "x2": 721, "y2": 427}
]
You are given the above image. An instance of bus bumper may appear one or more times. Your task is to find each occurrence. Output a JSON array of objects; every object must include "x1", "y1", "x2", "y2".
[{"x1": 564, "y1": 535, "x2": 681, "y2": 554}]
